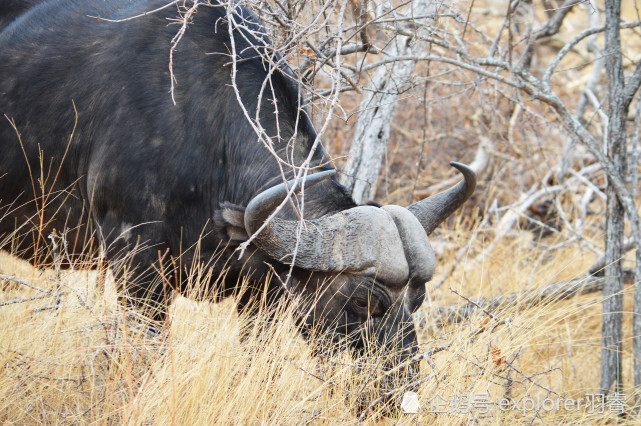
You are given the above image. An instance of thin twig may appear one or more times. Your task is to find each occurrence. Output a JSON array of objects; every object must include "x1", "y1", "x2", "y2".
[
  {"x1": 0, "y1": 275, "x2": 52, "y2": 294},
  {"x1": 0, "y1": 293, "x2": 59, "y2": 307}
]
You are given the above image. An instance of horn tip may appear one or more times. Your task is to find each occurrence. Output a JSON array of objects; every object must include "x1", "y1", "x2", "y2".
[
  {"x1": 449, "y1": 162, "x2": 477, "y2": 184},
  {"x1": 449, "y1": 161, "x2": 474, "y2": 175}
]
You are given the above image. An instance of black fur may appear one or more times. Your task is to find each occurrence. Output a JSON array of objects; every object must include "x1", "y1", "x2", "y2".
[
  {"x1": 0, "y1": 1, "x2": 421, "y2": 378},
  {"x1": 0, "y1": 0, "x2": 46, "y2": 32},
  {"x1": 0, "y1": 0, "x2": 355, "y2": 310}
]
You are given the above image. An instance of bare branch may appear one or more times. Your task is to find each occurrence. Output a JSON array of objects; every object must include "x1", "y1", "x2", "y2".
[
  {"x1": 169, "y1": 1, "x2": 201, "y2": 105},
  {"x1": 543, "y1": 20, "x2": 641, "y2": 84},
  {"x1": 0, "y1": 275, "x2": 52, "y2": 294},
  {"x1": 0, "y1": 293, "x2": 59, "y2": 307},
  {"x1": 88, "y1": 0, "x2": 179, "y2": 22},
  {"x1": 624, "y1": 60, "x2": 641, "y2": 109},
  {"x1": 532, "y1": 0, "x2": 585, "y2": 39},
  {"x1": 429, "y1": 276, "x2": 611, "y2": 326}
]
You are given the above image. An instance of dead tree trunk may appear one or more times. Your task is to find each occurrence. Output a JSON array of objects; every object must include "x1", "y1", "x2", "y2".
[
  {"x1": 635, "y1": 168, "x2": 641, "y2": 391},
  {"x1": 340, "y1": 0, "x2": 439, "y2": 204},
  {"x1": 601, "y1": 0, "x2": 626, "y2": 396}
]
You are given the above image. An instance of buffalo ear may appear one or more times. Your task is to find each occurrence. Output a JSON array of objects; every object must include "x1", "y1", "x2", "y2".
[{"x1": 214, "y1": 202, "x2": 249, "y2": 245}]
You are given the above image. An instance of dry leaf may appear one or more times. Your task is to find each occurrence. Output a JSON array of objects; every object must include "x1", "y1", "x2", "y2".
[{"x1": 490, "y1": 345, "x2": 505, "y2": 366}]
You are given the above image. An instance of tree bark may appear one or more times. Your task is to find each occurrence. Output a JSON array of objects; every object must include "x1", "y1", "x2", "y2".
[
  {"x1": 601, "y1": 0, "x2": 626, "y2": 396},
  {"x1": 340, "y1": 0, "x2": 439, "y2": 204},
  {"x1": 634, "y1": 90, "x2": 641, "y2": 391}
]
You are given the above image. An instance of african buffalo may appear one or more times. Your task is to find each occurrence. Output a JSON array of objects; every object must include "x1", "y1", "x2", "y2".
[{"x1": 0, "y1": 0, "x2": 475, "y2": 373}]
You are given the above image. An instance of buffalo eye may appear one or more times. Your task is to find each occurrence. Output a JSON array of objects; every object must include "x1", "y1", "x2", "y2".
[
  {"x1": 351, "y1": 297, "x2": 368, "y2": 311},
  {"x1": 351, "y1": 296, "x2": 381, "y2": 316}
]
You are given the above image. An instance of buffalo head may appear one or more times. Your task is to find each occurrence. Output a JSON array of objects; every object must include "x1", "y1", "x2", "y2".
[{"x1": 242, "y1": 162, "x2": 476, "y2": 375}]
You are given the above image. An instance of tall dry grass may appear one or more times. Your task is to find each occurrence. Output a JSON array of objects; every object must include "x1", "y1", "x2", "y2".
[{"x1": 0, "y1": 211, "x2": 637, "y2": 424}]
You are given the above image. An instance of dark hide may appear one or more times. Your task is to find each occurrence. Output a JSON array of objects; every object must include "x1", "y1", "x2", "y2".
[
  {"x1": 0, "y1": 0, "x2": 423, "y2": 376},
  {"x1": 0, "y1": 0, "x2": 47, "y2": 32}
]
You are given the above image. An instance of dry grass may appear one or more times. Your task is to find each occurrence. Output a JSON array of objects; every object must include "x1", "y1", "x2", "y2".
[{"x1": 0, "y1": 214, "x2": 638, "y2": 424}]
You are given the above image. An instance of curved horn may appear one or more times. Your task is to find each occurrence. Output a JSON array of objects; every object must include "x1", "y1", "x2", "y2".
[
  {"x1": 244, "y1": 170, "x2": 411, "y2": 282},
  {"x1": 407, "y1": 162, "x2": 476, "y2": 235},
  {"x1": 244, "y1": 170, "x2": 336, "y2": 235}
]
